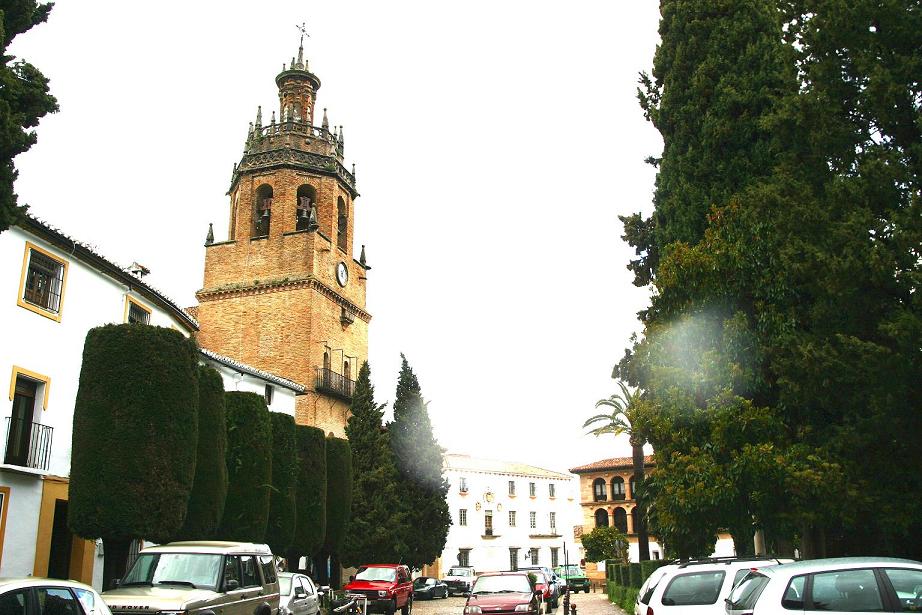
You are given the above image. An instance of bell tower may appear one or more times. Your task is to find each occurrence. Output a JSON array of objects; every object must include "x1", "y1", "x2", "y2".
[{"x1": 195, "y1": 36, "x2": 371, "y2": 437}]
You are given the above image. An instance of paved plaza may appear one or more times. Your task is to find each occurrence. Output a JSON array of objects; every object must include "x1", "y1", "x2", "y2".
[{"x1": 410, "y1": 590, "x2": 628, "y2": 615}]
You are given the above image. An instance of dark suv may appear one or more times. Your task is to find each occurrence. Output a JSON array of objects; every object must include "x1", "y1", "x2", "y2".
[{"x1": 343, "y1": 564, "x2": 413, "y2": 615}]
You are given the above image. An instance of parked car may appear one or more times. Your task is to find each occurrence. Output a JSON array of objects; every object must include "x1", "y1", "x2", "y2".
[
  {"x1": 554, "y1": 565, "x2": 591, "y2": 594},
  {"x1": 725, "y1": 556, "x2": 922, "y2": 614},
  {"x1": 518, "y1": 567, "x2": 561, "y2": 608},
  {"x1": 278, "y1": 572, "x2": 320, "y2": 615},
  {"x1": 413, "y1": 577, "x2": 448, "y2": 600},
  {"x1": 342, "y1": 564, "x2": 413, "y2": 615},
  {"x1": 0, "y1": 577, "x2": 112, "y2": 615},
  {"x1": 102, "y1": 541, "x2": 280, "y2": 615},
  {"x1": 636, "y1": 556, "x2": 793, "y2": 615},
  {"x1": 464, "y1": 572, "x2": 541, "y2": 615},
  {"x1": 444, "y1": 566, "x2": 476, "y2": 596}
]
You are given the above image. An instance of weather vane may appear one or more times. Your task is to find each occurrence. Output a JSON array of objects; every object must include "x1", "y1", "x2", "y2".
[{"x1": 297, "y1": 22, "x2": 309, "y2": 47}]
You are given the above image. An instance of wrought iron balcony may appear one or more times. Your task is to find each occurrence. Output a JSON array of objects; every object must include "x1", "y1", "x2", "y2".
[
  {"x1": 315, "y1": 367, "x2": 355, "y2": 401},
  {"x1": 4, "y1": 416, "x2": 53, "y2": 471}
]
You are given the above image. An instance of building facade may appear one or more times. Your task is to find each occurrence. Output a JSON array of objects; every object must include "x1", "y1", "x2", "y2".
[
  {"x1": 196, "y1": 40, "x2": 370, "y2": 437},
  {"x1": 570, "y1": 455, "x2": 735, "y2": 564},
  {"x1": 435, "y1": 455, "x2": 583, "y2": 577},
  {"x1": 0, "y1": 216, "x2": 198, "y2": 585}
]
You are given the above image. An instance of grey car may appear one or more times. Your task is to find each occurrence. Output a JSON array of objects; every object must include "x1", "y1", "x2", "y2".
[
  {"x1": 278, "y1": 573, "x2": 320, "y2": 615},
  {"x1": 0, "y1": 578, "x2": 112, "y2": 615}
]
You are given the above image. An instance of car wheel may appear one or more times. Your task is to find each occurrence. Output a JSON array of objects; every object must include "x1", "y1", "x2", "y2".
[
  {"x1": 401, "y1": 597, "x2": 412, "y2": 615},
  {"x1": 583, "y1": 587, "x2": 590, "y2": 594},
  {"x1": 388, "y1": 599, "x2": 397, "y2": 615}
]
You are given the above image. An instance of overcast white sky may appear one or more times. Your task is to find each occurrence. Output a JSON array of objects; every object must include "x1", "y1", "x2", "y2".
[{"x1": 11, "y1": 1, "x2": 662, "y2": 473}]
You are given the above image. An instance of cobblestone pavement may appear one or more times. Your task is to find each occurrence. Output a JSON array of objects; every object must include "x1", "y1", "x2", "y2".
[{"x1": 410, "y1": 591, "x2": 629, "y2": 615}]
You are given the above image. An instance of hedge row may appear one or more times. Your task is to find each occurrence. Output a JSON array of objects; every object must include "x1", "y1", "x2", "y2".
[
  {"x1": 607, "y1": 584, "x2": 639, "y2": 612},
  {"x1": 605, "y1": 559, "x2": 671, "y2": 609}
]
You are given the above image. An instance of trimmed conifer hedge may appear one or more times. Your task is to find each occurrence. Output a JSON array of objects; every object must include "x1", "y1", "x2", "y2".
[
  {"x1": 324, "y1": 436, "x2": 353, "y2": 555},
  {"x1": 217, "y1": 392, "x2": 272, "y2": 542},
  {"x1": 175, "y1": 365, "x2": 227, "y2": 539},
  {"x1": 289, "y1": 425, "x2": 326, "y2": 564},
  {"x1": 265, "y1": 412, "x2": 298, "y2": 554},
  {"x1": 69, "y1": 324, "x2": 199, "y2": 587}
]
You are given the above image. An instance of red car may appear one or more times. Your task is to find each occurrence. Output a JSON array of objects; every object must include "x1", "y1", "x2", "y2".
[
  {"x1": 463, "y1": 572, "x2": 541, "y2": 615},
  {"x1": 343, "y1": 564, "x2": 413, "y2": 615}
]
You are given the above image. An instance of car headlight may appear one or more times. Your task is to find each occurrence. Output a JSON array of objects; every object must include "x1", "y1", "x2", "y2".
[
  {"x1": 514, "y1": 605, "x2": 532, "y2": 612},
  {"x1": 378, "y1": 591, "x2": 388, "y2": 598},
  {"x1": 464, "y1": 607, "x2": 482, "y2": 614}
]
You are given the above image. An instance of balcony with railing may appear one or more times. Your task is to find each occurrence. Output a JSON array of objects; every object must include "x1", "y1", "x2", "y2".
[
  {"x1": 315, "y1": 367, "x2": 355, "y2": 401},
  {"x1": 4, "y1": 416, "x2": 53, "y2": 471}
]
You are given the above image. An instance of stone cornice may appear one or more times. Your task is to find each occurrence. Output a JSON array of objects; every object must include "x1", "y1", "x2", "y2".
[
  {"x1": 229, "y1": 148, "x2": 358, "y2": 198},
  {"x1": 196, "y1": 275, "x2": 371, "y2": 323}
]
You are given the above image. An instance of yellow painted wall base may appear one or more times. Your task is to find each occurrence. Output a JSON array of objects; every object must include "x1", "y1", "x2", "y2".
[{"x1": 33, "y1": 477, "x2": 94, "y2": 583}]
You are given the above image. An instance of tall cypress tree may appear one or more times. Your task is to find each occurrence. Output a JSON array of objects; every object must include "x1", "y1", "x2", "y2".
[
  {"x1": 388, "y1": 355, "x2": 451, "y2": 569},
  {"x1": 320, "y1": 436, "x2": 352, "y2": 587},
  {"x1": 174, "y1": 365, "x2": 227, "y2": 540},
  {"x1": 266, "y1": 412, "x2": 298, "y2": 555},
  {"x1": 342, "y1": 362, "x2": 406, "y2": 566},
  {"x1": 287, "y1": 425, "x2": 327, "y2": 572}
]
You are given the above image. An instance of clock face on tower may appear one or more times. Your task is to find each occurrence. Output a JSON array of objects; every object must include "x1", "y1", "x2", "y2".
[{"x1": 336, "y1": 261, "x2": 348, "y2": 287}]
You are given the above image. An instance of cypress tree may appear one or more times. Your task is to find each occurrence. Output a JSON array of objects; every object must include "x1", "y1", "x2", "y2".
[
  {"x1": 174, "y1": 365, "x2": 228, "y2": 540},
  {"x1": 69, "y1": 324, "x2": 199, "y2": 589},
  {"x1": 0, "y1": 1, "x2": 58, "y2": 233},
  {"x1": 217, "y1": 392, "x2": 272, "y2": 542},
  {"x1": 266, "y1": 412, "x2": 298, "y2": 555},
  {"x1": 321, "y1": 436, "x2": 352, "y2": 587},
  {"x1": 286, "y1": 425, "x2": 327, "y2": 572},
  {"x1": 389, "y1": 355, "x2": 451, "y2": 569},
  {"x1": 342, "y1": 362, "x2": 406, "y2": 566}
]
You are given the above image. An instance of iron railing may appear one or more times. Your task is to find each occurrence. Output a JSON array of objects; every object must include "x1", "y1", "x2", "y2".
[
  {"x1": 4, "y1": 416, "x2": 53, "y2": 471},
  {"x1": 315, "y1": 367, "x2": 355, "y2": 401}
]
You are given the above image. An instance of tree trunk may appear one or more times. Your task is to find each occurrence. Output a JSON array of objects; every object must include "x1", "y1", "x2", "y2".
[
  {"x1": 313, "y1": 552, "x2": 330, "y2": 586},
  {"x1": 631, "y1": 442, "x2": 650, "y2": 561},
  {"x1": 102, "y1": 537, "x2": 132, "y2": 591}
]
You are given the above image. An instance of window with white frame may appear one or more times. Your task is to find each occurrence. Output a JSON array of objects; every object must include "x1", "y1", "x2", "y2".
[
  {"x1": 459, "y1": 509, "x2": 468, "y2": 526},
  {"x1": 529, "y1": 511, "x2": 536, "y2": 529},
  {"x1": 460, "y1": 477, "x2": 468, "y2": 493},
  {"x1": 529, "y1": 482, "x2": 536, "y2": 497},
  {"x1": 508, "y1": 480, "x2": 516, "y2": 496},
  {"x1": 549, "y1": 512, "x2": 556, "y2": 531},
  {"x1": 529, "y1": 548, "x2": 539, "y2": 565},
  {"x1": 509, "y1": 510, "x2": 516, "y2": 527}
]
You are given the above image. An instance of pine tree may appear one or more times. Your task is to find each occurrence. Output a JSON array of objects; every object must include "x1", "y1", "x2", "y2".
[
  {"x1": 389, "y1": 355, "x2": 451, "y2": 569},
  {"x1": 342, "y1": 362, "x2": 407, "y2": 565}
]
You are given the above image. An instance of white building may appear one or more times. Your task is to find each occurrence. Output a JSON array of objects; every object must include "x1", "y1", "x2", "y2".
[
  {"x1": 0, "y1": 215, "x2": 302, "y2": 588},
  {"x1": 435, "y1": 454, "x2": 583, "y2": 575}
]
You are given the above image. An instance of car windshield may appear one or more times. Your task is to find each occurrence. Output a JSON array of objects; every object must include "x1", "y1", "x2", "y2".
[
  {"x1": 121, "y1": 553, "x2": 223, "y2": 591},
  {"x1": 472, "y1": 575, "x2": 532, "y2": 594},
  {"x1": 279, "y1": 576, "x2": 292, "y2": 595},
  {"x1": 355, "y1": 567, "x2": 396, "y2": 582},
  {"x1": 413, "y1": 578, "x2": 432, "y2": 588},
  {"x1": 448, "y1": 569, "x2": 472, "y2": 577}
]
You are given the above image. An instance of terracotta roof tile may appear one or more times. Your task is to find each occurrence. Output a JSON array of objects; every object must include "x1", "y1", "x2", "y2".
[{"x1": 569, "y1": 455, "x2": 655, "y2": 473}]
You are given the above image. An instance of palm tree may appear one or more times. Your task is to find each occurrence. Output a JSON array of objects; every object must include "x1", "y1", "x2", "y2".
[{"x1": 584, "y1": 381, "x2": 650, "y2": 561}]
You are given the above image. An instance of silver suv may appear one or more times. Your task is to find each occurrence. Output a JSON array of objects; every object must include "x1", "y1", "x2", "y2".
[{"x1": 102, "y1": 541, "x2": 280, "y2": 615}]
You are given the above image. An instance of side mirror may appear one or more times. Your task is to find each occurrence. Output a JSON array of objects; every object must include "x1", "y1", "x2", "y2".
[
  {"x1": 349, "y1": 575, "x2": 356, "y2": 583},
  {"x1": 226, "y1": 579, "x2": 239, "y2": 591}
]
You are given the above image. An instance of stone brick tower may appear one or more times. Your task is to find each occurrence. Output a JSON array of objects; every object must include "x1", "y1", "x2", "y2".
[{"x1": 196, "y1": 39, "x2": 370, "y2": 437}]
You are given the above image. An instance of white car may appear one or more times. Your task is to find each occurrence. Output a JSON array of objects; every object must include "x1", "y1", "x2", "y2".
[
  {"x1": 636, "y1": 556, "x2": 793, "y2": 615},
  {"x1": 278, "y1": 572, "x2": 321, "y2": 615},
  {"x1": 725, "y1": 556, "x2": 922, "y2": 614},
  {"x1": 0, "y1": 577, "x2": 112, "y2": 615}
]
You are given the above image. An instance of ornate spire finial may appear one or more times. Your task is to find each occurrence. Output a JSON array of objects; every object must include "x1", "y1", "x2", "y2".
[
  {"x1": 256, "y1": 105, "x2": 263, "y2": 126},
  {"x1": 322, "y1": 107, "x2": 329, "y2": 131},
  {"x1": 338, "y1": 125, "x2": 344, "y2": 145},
  {"x1": 205, "y1": 223, "x2": 214, "y2": 246},
  {"x1": 296, "y1": 22, "x2": 308, "y2": 69},
  {"x1": 359, "y1": 244, "x2": 368, "y2": 267},
  {"x1": 271, "y1": 110, "x2": 276, "y2": 124}
]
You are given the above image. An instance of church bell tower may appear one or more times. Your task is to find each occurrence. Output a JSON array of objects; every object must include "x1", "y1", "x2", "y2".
[{"x1": 196, "y1": 36, "x2": 371, "y2": 436}]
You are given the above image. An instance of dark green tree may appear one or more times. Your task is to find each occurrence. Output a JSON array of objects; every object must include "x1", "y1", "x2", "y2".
[
  {"x1": 321, "y1": 436, "x2": 352, "y2": 587},
  {"x1": 217, "y1": 392, "x2": 272, "y2": 542},
  {"x1": 287, "y1": 425, "x2": 326, "y2": 573},
  {"x1": 1, "y1": 1, "x2": 58, "y2": 232},
  {"x1": 266, "y1": 412, "x2": 298, "y2": 555},
  {"x1": 69, "y1": 324, "x2": 199, "y2": 589},
  {"x1": 389, "y1": 355, "x2": 450, "y2": 569},
  {"x1": 623, "y1": 0, "x2": 794, "y2": 286},
  {"x1": 174, "y1": 365, "x2": 228, "y2": 540},
  {"x1": 342, "y1": 361, "x2": 407, "y2": 566}
]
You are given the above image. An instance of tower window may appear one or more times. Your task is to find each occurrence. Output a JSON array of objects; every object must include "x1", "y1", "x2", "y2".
[
  {"x1": 253, "y1": 184, "x2": 273, "y2": 237},
  {"x1": 296, "y1": 184, "x2": 317, "y2": 231},
  {"x1": 337, "y1": 197, "x2": 348, "y2": 251}
]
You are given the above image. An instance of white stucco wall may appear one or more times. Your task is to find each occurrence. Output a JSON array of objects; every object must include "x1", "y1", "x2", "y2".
[
  {"x1": 440, "y1": 460, "x2": 583, "y2": 573},
  {"x1": 0, "y1": 225, "x2": 195, "y2": 582}
]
